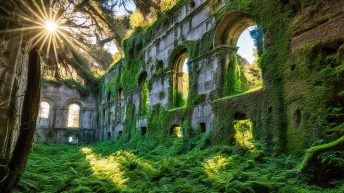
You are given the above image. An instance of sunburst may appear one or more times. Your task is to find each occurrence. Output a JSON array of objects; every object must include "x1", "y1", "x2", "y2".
[
  {"x1": 45, "y1": 20, "x2": 58, "y2": 33},
  {"x1": 0, "y1": 0, "x2": 92, "y2": 67}
]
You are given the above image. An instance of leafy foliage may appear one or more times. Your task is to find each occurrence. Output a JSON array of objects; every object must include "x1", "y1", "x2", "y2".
[
  {"x1": 14, "y1": 136, "x2": 344, "y2": 193},
  {"x1": 223, "y1": 47, "x2": 244, "y2": 96}
]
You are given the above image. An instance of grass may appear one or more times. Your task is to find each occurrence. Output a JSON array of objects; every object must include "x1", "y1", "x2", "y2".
[
  {"x1": 14, "y1": 134, "x2": 344, "y2": 193},
  {"x1": 213, "y1": 86, "x2": 263, "y2": 103}
]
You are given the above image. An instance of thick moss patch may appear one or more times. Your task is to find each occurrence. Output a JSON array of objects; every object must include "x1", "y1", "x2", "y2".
[{"x1": 14, "y1": 137, "x2": 344, "y2": 193}]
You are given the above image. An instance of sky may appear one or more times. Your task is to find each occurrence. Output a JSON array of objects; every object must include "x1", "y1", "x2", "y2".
[
  {"x1": 104, "y1": 1, "x2": 136, "y2": 54},
  {"x1": 237, "y1": 26, "x2": 257, "y2": 64}
]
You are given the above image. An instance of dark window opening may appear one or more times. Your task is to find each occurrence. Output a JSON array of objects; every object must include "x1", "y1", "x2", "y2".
[
  {"x1": 141, "y1": 127, "x2": 147, "y2": 136},
  {"x1": 107, "y1": 92, "x2": 111, "y2": 102},
  {"x1": 108, "y1": 112, "x2": 112, "y2": 125},
  {"x1": 199, "y1": 122, "x2": 206, "y2": 133},
  {"x1": 103, "y1": 109, "x2": 106, "y2": 126},
  {"x1": 190, "y1": 1, "x2": 195, "y2": 8},
  {"x1": 234, "y1": 112, "x2": 247, "y2": 120},
  {"x1": 322, "y1": 47, "x2": 337, "y2": 55},
  {"x1": 322, "y1": 41, "x2": 343, "y2": 55},
  {"x1": 118, "y1": 131, "x2": 123, "y2": 139},
  {"x1": 0, "y1": 82, "x2": 4, "y2": 94},
  {"x1": 293, "y1": 109, "x2": 301, "y2": 128},
  {"x1": 118, "y1": 87, "x2": 124, "y2": 100},
  {"x1": 290, "y1": 64, "x2": 296, "y2": 71},
  {"x1": 157, "y1": 60, "x2": 164, "y2": 69},
  {"x1": 156, "y1": 40, "x2": 160, "y2": 52}
]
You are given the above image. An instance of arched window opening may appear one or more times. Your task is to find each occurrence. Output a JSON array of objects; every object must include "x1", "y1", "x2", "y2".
[
  {"x1": 215, "y1": 13, "x2": 264, "y2": 97},
  {"x1": 39, "y1": 101, "x2": 50, "y2": 128},
  {"x1": 234, "y1": 112, "x2": 248, "y2": 120},
  {"x1": 39, "y1": 102, "x2": 50, "y2": 119},
  {"x1": 118, "y1": 131, "x2": 123, "y2": 139},
  {"x1": 199, "y1": 122, "x2": 206, "y2": 133},
  {"x1": 118, "y1": 87, "x2": 124, "y2": 100},
  {"x1": 107, "y1": 92, "x2": 111, "y2": 102},
  {"x1": 67, "y1": 104, "x2": 80, "y2": 128},
  {"x1": 236, "y1": 26, "x2": 263, "y2": 90},
  {"x1": 102, "y1": 108, "x2": 106, "y2": 126},
  {"x1": 190, "y1": 1, "x2": 195, "y2": 8},
  {"x1": 138, "y1": 72, "x2": 149, "y2": 116},
  {"x1": 171, "y1": 125, "x2": 183, "y2": 138},
  {"x1": 173, "y1": 52, "x2": 189, "y2": 107},
  {"x1": 141, "y1": 127, "x2": 147, "y2": 136},
  {"x1": 232, "y1": 112, "x2": 255, "y2": 151},
  {"x1": 108, "y1": 111, "x2": 112, "y2": 125},
  {"x1": 293, "y1": 109, "x2": 301, "y2": 128},
  {"x1": 68, "y1": 135, "x2": 78, "y2": 144}
]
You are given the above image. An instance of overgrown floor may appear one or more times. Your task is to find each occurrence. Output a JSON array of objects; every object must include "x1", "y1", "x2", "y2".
[{"x1": 14, "y1": 135, "x2": 344, "y2": 193}]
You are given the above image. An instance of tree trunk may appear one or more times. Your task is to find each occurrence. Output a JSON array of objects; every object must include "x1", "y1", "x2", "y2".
[{"x1": 2, "y1": 48, "x2": 41, "y2": 193}]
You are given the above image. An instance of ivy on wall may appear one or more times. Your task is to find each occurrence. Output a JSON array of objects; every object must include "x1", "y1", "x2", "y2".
[{"x1": 98, "y1": 0, "x2": 343, "y2": 160}]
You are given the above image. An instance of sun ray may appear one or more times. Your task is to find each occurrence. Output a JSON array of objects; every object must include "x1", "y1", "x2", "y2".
[
  {"x1": 2, "y1": 0, "x2": 104, "y2": 79},
  {"x1": 0, "y1": 26, "x2": 44, "y2": 34},
  {"x1": 32, "y1": 0, "x2": 48, "y2": 22},
  {"x1": 46, "y1": 35, "x2": 53, "y2": 58},
  {"x1": 51, "y1": 35, "x2": 60, "y2": 66},
  {"x1": 56, "y1": 31, "x2": 90, "y2": 55},
  {"x1": 39, "y1": 31, "x2": 51, "y2": 51},
  {"x1": 20, "y1": 0, "x2": 47, "y2": 24},
  {"x1": 30, "y1": 31, "x2": 49, "y2": 49},
  {"x1": 49, "y1": 0, "x2": 54, "y2": 21},
  {"x1": 16, "y1": 14, "x2": 44, "y2": 26}
]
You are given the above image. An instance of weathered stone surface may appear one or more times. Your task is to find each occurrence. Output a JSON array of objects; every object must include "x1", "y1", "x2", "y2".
[
  {"x1": 292, "y1": 14, "x2": 344, "y2": 50},
  {"x1": 97, "y1": 0, "x2": 344, "y2": 152},
  {"x1": 36, "y1": 84, "x2": 97, "y2": 144}
]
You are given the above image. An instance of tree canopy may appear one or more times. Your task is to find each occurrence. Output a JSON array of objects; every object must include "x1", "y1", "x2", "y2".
[{"x1": 0, "y1": 0, "x2": 178, "y2": 86}]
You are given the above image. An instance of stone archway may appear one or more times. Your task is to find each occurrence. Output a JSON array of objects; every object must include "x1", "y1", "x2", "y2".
[
  {"x1": 169, "y1": 46, "x2": 189, "y2": 107},
  {"x1": 214, "y1": 12, "x2": 264, "y2": 96},
  {"x1": 214, "y1": 12, "x2": 256, "y2": 47}
]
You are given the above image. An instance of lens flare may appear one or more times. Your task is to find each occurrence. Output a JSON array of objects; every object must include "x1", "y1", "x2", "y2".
[
  {"x1": 45, "y1": 21, "x2": 57, "y2": 33},
  {"x1": 0, "y1": 0, "x2": 102, "y2": 72}
]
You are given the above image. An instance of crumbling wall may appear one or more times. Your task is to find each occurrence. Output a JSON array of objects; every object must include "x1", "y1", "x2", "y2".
[
  {"x1": 285, "y1": 0, "x2": 344, "y2": 152},
  {"x1": 96, "y1": 0, "x2": 343, "y2": 154},
  {"x1": 36, "y1": 84, "x2": 98, "y2": 144}
]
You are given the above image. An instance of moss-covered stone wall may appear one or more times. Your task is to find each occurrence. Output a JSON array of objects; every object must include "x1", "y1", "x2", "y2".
[{"x1": 98, "y1": 0, "x2": 344, "y2": 154}]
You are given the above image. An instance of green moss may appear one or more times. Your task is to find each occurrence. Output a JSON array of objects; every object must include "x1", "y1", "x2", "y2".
[
  {"x1": 139, "y1": 80, "x2": 149, "y2": 117},
  {"x1": 97, "y1": 0, "x2": 343, "y2": 168},
  {"x1": 175, "y1": 92, "x2": 186, "y2": 108},
  {"x1": 300, "y1": 135, "x2": 344, "y2": 173},
  {"x1": 223, "y1": 47, "x2": 244, "y2": 97},
  {"x1": 15, "y1": 140, "x2": 343, "y2": 193}
]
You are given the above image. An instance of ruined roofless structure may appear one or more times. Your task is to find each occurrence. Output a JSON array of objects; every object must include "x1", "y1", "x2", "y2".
[{"x1": 0, "y1": 0, "x2": 344, "y2": 191}]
